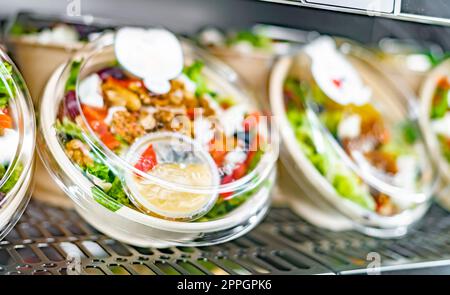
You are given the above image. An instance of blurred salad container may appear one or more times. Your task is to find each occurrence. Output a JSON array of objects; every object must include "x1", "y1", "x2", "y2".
[
  {"x1": 270, "y1": 36, "x2": 438, "y2": 238},
  {"x1": 419, "y1": 59, "x2": 450, "y2": 208},
  {"x1": 38, "y1": 27, "x2": 278, "y2": 247},
  {"x1": 5, "y1": 12, "x2": 114, "y2": 207},
  {"x1": 196, "y1": 25, "x2": 314, "y2": 97},
  {"x1": 376, "y1": 38, "x2": 449, "y2": 94},
  {"x1": 0, "y1": 49, "x2": 35, "y2": 239}
]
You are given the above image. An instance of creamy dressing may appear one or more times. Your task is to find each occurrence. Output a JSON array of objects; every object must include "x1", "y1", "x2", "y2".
[{"x1": 134, "y1": 163, "x2": 214, "y2": 217}]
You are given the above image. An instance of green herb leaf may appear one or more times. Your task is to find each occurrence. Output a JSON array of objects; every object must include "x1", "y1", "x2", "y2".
[
  {"x1": 107, "y1": 177, "x2": 130, "y2": 206},
  {"x1": 0, "y1": 162, "x2": 23, "y2": 194},
  {"x1": 55, "y1": 118, "x2": 84, "y2": 141},
  {"x1": 92, "y1": 186, "x2": 122, "y2": 212},
  {"x1": 183, "y1": 60, "x2": 217, "y2": 98},
  {"x1": 0, "y1": 62, "x2": 14, "y2": 109},
  {"x1": 227, "y1": 30, "x2": 272, "y2": 50},
  {"x1": 65, "y1": 60, "x2": 82, "y2": 92}
]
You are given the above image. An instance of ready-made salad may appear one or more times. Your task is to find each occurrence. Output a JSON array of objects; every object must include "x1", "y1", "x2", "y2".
[
  {"x1": 419, "y1": 59, "x2": 450, "y2": 189},
  {"x1": 8, "y1": 12, "x2": 112, "y2": 45},
  {"x1": 197, "y1": 28, "x2": 276, "y2": 55},
  {"x1": 428, "y1": 76, "x2": 450, "y2": 165},
  {"x1": 39, "y1": 28, "x2": 277, "y2": 246},
  {"x1": 271, "y1": 37, "x2": 437, "y2": 236},
  {"x1": 0, "y1": 50, "x2": 35, "y2": 238}
]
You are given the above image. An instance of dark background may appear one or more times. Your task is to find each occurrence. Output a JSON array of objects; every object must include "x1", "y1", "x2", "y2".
[{"x1": 1, "y1": 0, "x2": 450, "y2": 48}]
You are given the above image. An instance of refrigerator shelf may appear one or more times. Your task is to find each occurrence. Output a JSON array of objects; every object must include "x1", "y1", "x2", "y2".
[{"x1": 1, "y1": 200, "x2": 450, "y2": 275}]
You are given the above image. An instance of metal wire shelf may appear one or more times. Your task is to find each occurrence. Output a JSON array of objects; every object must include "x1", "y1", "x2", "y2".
[{"x1": 1, "y1": 200, "x2": 450, "y2": 275}]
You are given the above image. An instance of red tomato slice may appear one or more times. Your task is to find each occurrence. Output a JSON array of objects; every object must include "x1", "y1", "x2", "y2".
[
  {"x1": 81, "y1": 104, "x2": 108, "y2": 122},
  {"x1": 108, "y1": 77, "x2": 144, "y2": 89},
  {"x1": 89, "y1": 120, "x2": 121, "y2": 150},
  {"x1": 209, "y1": 138, "x2": 228, "y2": 166},
  {"x1": 219, "y1": 174, "x2": 235, "y2": 200},
  {"x1": 0, "y1": 112, "x2": 12, "y2": 129},
  {"x1": 82, "y1": 105, "x2": 120, "y2": 150},
  {"x1": 134, "y1": 144, "x2": 158, "y2": 173},
  {"x1": 232, "y1": 162, "x2": 247, "y2": 180}
]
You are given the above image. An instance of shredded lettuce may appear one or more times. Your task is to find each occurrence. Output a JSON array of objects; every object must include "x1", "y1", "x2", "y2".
[
  {"x1": 401, "y1": 120, "x2": 420, "y2": 145},
  {"x1": 200, "y1": 180, "x2": 271, "y2": 221},
  {"x1": 286, "y1": 101, "x2": 375, "y2": 211},
  {"x1": 438, "y1": 135, "x2": 450, "y2": 162},
  {"x1": 56, "y1": 116, "x2": 131, "y2": 207},
  {"x1": 86, "y1": 162, "x2": 113, "y2": 183},
  {"x1": 107, "y1": 177, "x2": 130, "y2": 206},
  {"x1": 9, "y1": 21, "x2": 38, "y2": 36},
  {"x1": 431, "y1": 86, "x2": 449, "y2": 119},
  {"x1": 65, "y1": 60, "x2": 82, "y2": 92},
  {"x1": 0, "y1": 164, "x2": 5, "y2": 180},
  {"x1": 320, "y1": 111, "x2": 342, "y2": 137},
  {"x1": 226, "y1": 30, "x2": 272, "y2": 50},
  {"x1": 332, "y1": 173, "x2": 374, "y2": 210},
  {"x1": 92, "y1": 186, "x2": 122, "y2": 212},
  {"x1": 55, "y1": 117, "x2": 84, "y2": 141},
  {"x1": 0, "y1": 163, "x2": 23, "y2": 194},
  {"x1": 183, "y1": 60, "x2": 217, "y2": 98},
  {"x1": 0, "y1": 62, "x2": 14, "y2": 109}
]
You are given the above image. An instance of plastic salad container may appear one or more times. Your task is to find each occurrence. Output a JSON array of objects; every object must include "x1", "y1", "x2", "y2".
[
  {"x1": 419, "y1": 59, "x2": 450, "y2": 207},
  {"x1": 195, "y1": 25, "x2": 311, "y2": 96},
  {"x1": 375, "y1": 38, "x2": 448, "y2": 94},
  {"x1": 38, "y1": 27, "x2": 278, "y2": 247},
  {"x1": 270, "y1": 36, "x2": 438, "y2": 238},
  {"x1": 0, "y1": 49, "x2": 35, "y2": 239},
  {"x1": 5, "y1": 12, "x2": 114, "y2": 101},
  {"x1": 6, "y1": 12, "x2": 115, "y2": 208}
]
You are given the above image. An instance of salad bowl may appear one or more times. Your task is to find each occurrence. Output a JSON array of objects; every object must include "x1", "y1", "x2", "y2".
[
  {"x1": 419, "y1": 59, "x2": 450, "y2": 208},
  {"x1": 270, "y1": 37, "x2": 438, "y2": 237},
  {"x1": 38, "y1": 28, "x2": 278, "y2": 247},
  {"x1": 0, "y1": 49, "x2": 35, "y2": 239}
]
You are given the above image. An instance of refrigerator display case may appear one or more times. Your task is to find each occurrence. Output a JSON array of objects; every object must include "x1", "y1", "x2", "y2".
[{"x1": 1, "y1": 0, "x2": 450, "y2": 275}]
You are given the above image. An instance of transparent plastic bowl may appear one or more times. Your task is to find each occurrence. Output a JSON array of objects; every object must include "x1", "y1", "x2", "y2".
[
  {"x1": 419, "y1": 59, "x2": 450, "y2": 207},
  {"x1": 0, "y1": 50, "x2": 35, "y2": 240},
  {"x1": 38, "y1": 33, "x2": 278, "y2": 247},
  {"x1": 270, "y1": 38, "x2": 438, "y2": 238}
]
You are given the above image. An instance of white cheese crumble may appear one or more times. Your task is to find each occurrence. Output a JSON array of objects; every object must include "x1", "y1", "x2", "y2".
[
  {"x1": 393, "y1": 155, "x2": 417, "y2": 190},
  {"x1": 431, "y1": 113, "x2": 450, "y2": 138},
  {"x1": 79, "y1": 74, "x2": 104, "y2": 108},
  {"x1": 194, "y1": 118, "x2": 214, "y2": 146},
  {"x1": 221, "y1": 104, "x2": 246, "y2": 136},
  {"x1": 338, "y1": 114, "x2": 361, "y2": 139},
  {"x1": 176, "y1": 74, "x2": 197, "y2": 94},
  {"x1": 232, "y1": 41, "x2": 254, "y2": 54}
]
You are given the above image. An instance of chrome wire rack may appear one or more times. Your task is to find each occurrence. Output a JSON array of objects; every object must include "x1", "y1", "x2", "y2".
[{"x1": 1, "y1": 200, "x2": 450, "y2": 275}]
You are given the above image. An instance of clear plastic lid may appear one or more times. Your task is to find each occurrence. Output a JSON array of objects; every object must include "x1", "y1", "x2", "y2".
[
  {"x1": 419, "y1": 58, "x2": 450, "y2": 183},
  {"x1": 0, "y1": 48, "x2": 35, "y2": 237},
  {"x1": 52, "y1": 28, "x2": 278, "y2": 222},
  {"x1": 272, "y1": 37, "x2": 438, "y2": 230}
]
